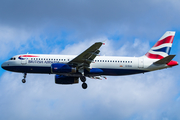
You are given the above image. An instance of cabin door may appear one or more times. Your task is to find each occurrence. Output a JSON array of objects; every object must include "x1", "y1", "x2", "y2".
[
  {"x1": 138, "y1": 58, "x2": 144, "y2": 68},
  {"x1": 21, "y1": 57, "x2": 27, "y2": 64}
]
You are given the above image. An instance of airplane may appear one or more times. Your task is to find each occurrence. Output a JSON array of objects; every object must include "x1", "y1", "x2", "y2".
[{"x1": 1, "y1": 31, "x2": 178, "y2": 89}]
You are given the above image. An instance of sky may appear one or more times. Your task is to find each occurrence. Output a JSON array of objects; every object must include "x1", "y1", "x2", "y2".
[{"x1": 0, "y1": 0, "x2": 180, "y2": 120}]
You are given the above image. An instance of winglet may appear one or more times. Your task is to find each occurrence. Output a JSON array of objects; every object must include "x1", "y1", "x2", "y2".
[{"x1": 101, "y1": 40, "x2": 106, "y2": 45}]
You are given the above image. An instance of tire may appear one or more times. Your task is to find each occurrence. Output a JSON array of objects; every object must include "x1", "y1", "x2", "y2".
[
  {"x1": 22, "y1": 79, "x2": 26, "y2": 83},
  {"x1": 82, "y1": 83, "x2": 87, "y2": 89},
  {"x1": 80, "y1": 76, "x2": 86, "y2": 82}
]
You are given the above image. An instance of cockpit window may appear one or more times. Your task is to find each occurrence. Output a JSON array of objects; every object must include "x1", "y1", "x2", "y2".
[{"x1": 9, "y1": 57, "x2": 16, "y2": 60}]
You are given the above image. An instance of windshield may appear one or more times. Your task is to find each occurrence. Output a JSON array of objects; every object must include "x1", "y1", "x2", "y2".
[{"x1": 9, "y1": 57, "x2": 16, "y2": 60}]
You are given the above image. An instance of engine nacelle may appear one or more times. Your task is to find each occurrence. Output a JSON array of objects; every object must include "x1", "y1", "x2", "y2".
[
  {"x1": 55, "y1": 75, "x2": 79, "y2": 84},
  {"x1": 51, "y1": 63, "x2": 76, "y2": 74}
]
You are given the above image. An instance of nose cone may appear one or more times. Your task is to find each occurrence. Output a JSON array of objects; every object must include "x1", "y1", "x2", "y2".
[
  {"x1": 1, "y1": 61, "x2": 11, "y2": 71},
  {"x1": 1, "y1": 62, "x2": 7, "y2": 70},
  {"x1": 1, "y1": 61, "x2": 16, "y2": 72}
]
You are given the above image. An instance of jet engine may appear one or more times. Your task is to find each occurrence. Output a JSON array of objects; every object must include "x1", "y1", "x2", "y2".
[
  {"x1": 55, "y1": 75, "x2": 79, "y2": 84},
  {"x1": 51, "y1": 63, "x2": 76, "y2": 74}
]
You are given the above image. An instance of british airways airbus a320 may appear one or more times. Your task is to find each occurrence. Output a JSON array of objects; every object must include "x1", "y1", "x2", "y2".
[{"x1": 1, "y1": 31, "x2": 178, "y2": 89}]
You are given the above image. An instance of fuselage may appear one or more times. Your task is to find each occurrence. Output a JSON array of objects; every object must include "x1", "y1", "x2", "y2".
[{"x1": 1, "y1": 54, "x2": 171, "y2": 76}]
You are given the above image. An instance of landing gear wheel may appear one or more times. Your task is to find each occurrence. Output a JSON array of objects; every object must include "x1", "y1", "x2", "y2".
[
  {"x1": 22, "y1": 79, "x2": 26, "y2": 83},
  {"x1": 82, "y1": 83, "x2": 87, "y2": 89},
  {"x1": 22, "y1": 73, "x2": 27, "y2": 83},
  {"x1": 80, "y1": 76, "x2": 86, "y2": 82}
]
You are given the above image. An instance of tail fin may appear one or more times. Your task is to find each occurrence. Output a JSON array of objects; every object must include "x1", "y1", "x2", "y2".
[{"x1": 145, "y1": 31, "x2": 175, "y2": 59}]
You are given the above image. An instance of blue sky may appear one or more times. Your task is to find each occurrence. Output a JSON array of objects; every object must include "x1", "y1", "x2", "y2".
[{"x1": 0, "y1": 0, "x2": 180, "y2": 120}]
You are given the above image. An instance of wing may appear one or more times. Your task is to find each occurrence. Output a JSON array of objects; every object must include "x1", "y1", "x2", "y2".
[{"x1": 68, "y1": 42, "x2": 103, "y2": 72}]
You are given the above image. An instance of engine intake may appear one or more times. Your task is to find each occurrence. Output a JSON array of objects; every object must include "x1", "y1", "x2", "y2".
[
  {"x1": 51, "y1": 63, "x2": 76, "y2": 74},
  {"x1": 55, "y1": 75, "x2": 79, "y2": 84}
]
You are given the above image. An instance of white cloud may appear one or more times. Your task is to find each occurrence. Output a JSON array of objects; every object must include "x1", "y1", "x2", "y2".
[
  {"x1": 52, "y1": 37, "x2": 150, "y2": 57},
  {"x1": 0, "y1": 26, "x2": 31, "y2": 59}
]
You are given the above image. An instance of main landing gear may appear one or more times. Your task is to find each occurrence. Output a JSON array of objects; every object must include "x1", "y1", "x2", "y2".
[
  {"x1": 22, "y1": 73, "x2": 27, "y2": 83},
  {"x1": 80, "y1": 76, "x2": 87, "y2": 89}
]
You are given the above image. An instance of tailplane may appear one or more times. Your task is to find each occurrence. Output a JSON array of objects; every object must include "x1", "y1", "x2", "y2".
[
  {"x1": 153, "y1": 55, "x2": 178, "y2": 67},
  {"x1": 154, "y1": 55, "x2": 176, "y2": 64},
  {"x1": 145, "y1": 31, "x2": 175, "y2": 59}
]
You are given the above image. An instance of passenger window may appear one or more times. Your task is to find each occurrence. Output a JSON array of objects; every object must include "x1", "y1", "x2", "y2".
[{"x1": 31, "y1": 58, "x2": 33, "y2": 60}]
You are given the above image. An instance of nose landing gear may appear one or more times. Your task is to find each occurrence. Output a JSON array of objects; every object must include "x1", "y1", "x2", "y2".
[
  {"x1": 22, "y1": 73, "x2": 27, "y2": 83},
  {"x1": 80, "y1": 76, "x2": 87, "y2": 89}
]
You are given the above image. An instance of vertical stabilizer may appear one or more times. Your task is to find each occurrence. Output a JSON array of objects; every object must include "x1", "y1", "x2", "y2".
[{"x1": 145, "y1": 31, "x2": 175, "y2": 59}]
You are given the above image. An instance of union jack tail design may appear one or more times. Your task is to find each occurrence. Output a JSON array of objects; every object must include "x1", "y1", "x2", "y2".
[{"x1": 145, "y1": 31, "x2": 175, "y2": 59}]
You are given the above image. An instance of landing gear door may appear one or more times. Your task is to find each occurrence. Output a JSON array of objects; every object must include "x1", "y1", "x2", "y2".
[
  {"x1": 21, "y1": 57, "x2": 27, "y2": 65},
  {"x1": 138, "y1": 58, "x2": 144, "y2": 68}
]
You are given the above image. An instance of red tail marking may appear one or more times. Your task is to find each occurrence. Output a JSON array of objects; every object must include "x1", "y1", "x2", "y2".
[
  {"x1": 145, "y1": 53, "x2": 164, "y2": 59},
  {"x1": 153, "y1": 36, "x2": 174, "y2": 47}
]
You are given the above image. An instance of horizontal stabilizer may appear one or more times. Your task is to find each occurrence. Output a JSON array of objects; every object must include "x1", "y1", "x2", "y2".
[{"x1": 154, "y1": 55, "x2": 176, "y2": 64}]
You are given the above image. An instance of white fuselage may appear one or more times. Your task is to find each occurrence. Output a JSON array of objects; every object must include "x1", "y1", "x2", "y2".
[{"x1": 1, "y1": 54, "x2": 170, "y2": 76}]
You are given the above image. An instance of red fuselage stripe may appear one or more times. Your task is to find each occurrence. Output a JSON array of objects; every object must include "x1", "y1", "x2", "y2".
[{"x1": 19, "y1": 55, "x2": 39, "y2": 57}]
